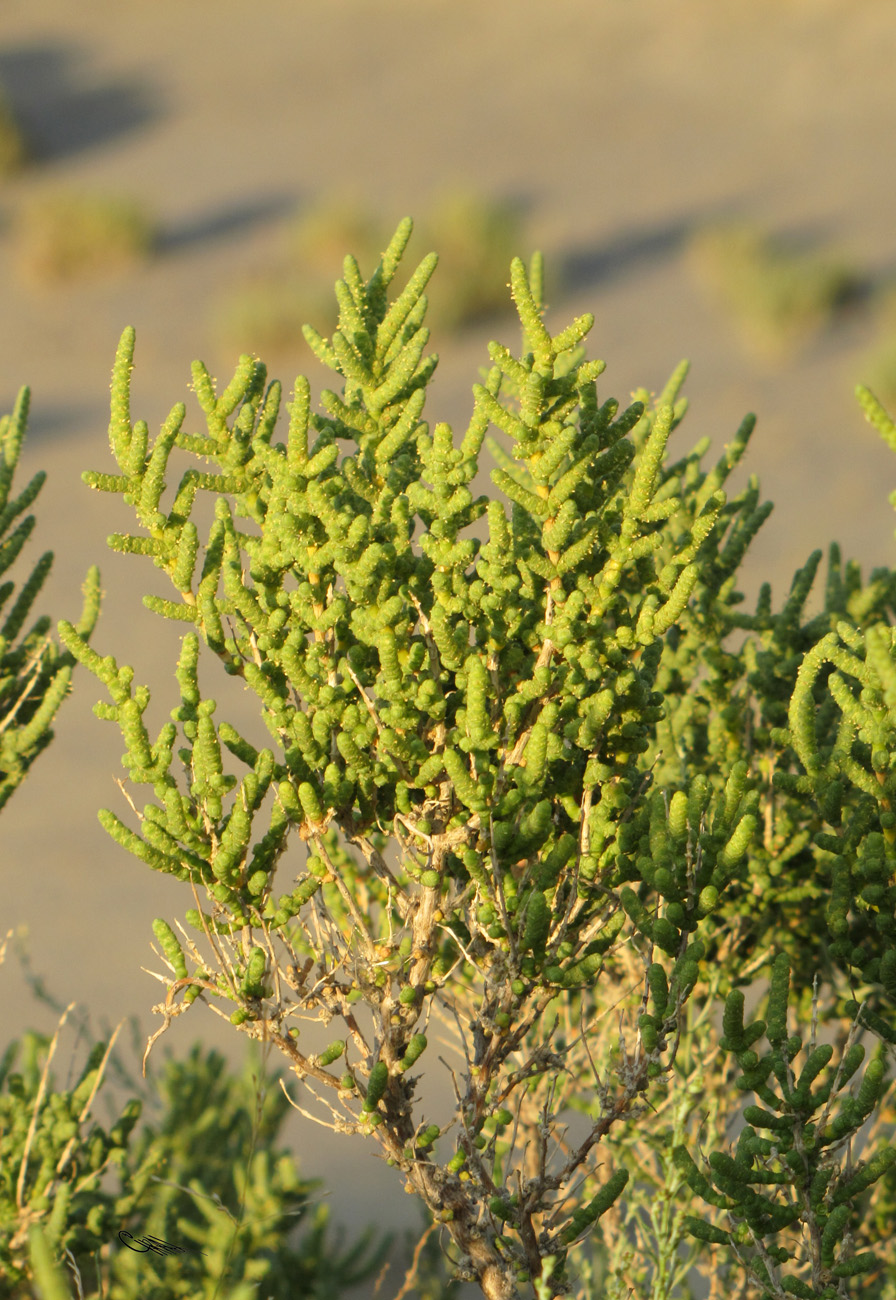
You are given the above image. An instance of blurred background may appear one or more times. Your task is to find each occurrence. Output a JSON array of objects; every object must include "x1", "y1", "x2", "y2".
[{"x1": 1, "y1": 0, "x2": 896, "y2": 1296}]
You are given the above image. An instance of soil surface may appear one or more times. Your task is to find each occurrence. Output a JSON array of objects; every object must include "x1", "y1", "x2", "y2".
[{"x1": 1, "y1": 2, "x2": 895, "y2": 1296}]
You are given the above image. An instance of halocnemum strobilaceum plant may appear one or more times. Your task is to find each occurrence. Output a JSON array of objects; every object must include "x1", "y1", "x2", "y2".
[{"x1": 58, "y1": 216, "x2": 896, "y2": 1299}]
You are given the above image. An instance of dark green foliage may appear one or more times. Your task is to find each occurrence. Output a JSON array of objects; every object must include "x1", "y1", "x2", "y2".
[{"x1": 676, "y1": 954, "x2": 896, "y2": 1298}]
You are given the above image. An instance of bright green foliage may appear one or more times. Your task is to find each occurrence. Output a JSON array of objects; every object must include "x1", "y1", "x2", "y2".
[
  {"x1": 51, "y1": 216, "x2": 896, "y2": 1297},
  {"x1": 0, "y1": 395, "x2": 395, "y2": 1300},
  {"x1": 0, "y1": 387, "x2": 100, "y2": 811},
  {"x1": 0, "y1": 1024, "x2": 390, "y2": 1299}
]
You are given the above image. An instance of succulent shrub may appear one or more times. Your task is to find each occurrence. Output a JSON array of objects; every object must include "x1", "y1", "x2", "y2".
[{"x1": 50, "y1": 215, "x2": 896, "y2": 1298}]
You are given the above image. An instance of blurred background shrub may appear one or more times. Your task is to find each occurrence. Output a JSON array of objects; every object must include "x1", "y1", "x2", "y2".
[
  {"x1": 686, "y1": 219, "x2": 865, "y2": 361},
  {"x1": 0, "y1": 82, "x2": 28, "y2": 177},
  {"x1": 860, "y1": 283, "x2": 896, "y2": 408},
  {"x1": 10, "y1": 190, "x2": 158, "y2": 285}
]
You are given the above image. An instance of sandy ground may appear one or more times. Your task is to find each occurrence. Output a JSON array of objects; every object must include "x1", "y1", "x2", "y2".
[{"x1": 1, "y1": 1, "x2": 896, "y2": 1295}]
